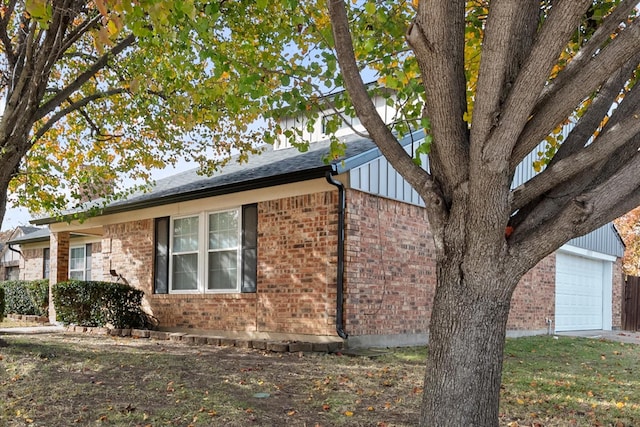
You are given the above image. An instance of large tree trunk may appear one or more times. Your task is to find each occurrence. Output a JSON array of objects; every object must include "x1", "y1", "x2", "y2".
[{"x1": 420, "y1": 260, "x2": 520, "y2": 427}]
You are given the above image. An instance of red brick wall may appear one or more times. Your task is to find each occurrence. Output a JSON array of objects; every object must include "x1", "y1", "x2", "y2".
[
  {"x1": 343, "y1": 190, "x2": 435, "y2": 336},
  {"x1": 103, "y1": 193, "x2": 338, "y2": 335},
  {"x1": 103, "y1": 220, "x2": 154, "y2": 293},
  {"x1": 507, "y1": 254, "x2": 556, "y2": 331},
  {"x1": 343, "y1": 190, "x2": 561, "y2": 337},
  {"x1": 151, "y1": 294, "x2": 259, "y2": 331},
  {"x1": 50, "y1": 232, "x2": 69, "y2": 285},
  {"x1": 256, "y1": 192, "x2": 338, "y2": 335},
  {"x1": 28, "y1": 190, "x2": 622, "y2": 338}
]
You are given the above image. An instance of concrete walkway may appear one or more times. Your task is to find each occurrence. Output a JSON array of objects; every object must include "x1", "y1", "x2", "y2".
[
  {"x1": 0, "y1": 325, "x2": 64, "y2": 335},
  {"x1": 556, "y1": 329, "x2": 640, "y2": 345}
]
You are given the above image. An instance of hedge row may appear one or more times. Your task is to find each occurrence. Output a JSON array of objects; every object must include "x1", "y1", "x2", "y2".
[
  {"x1": 0, "y1": 279, "x2": 49, "y2": 317},
  {"x1": 52, "y1": 280, "x2": 146, "y2": 329}
]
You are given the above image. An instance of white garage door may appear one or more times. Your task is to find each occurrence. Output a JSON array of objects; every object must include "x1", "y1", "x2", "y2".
[{"x1": 555, "y1": 252, "x2": 606, "y2": 332}]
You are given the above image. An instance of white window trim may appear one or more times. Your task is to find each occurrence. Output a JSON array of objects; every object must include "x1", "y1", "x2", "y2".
[
  {"x1": 69, "y1": 245, "x2": 86, "y2": 281},
  {"x1": 169, "y1": 213, "x2": 203, "y2": 294},
  {"x1": 205, "y1": 208, "x2": 241, "y2": 294},
  {"x1": 168, "y1": 208, "x2": 242, "y2": 294}
]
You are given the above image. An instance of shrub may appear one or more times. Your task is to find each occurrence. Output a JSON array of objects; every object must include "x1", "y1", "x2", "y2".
[
  {"x1": 52, "y1": 280, "x2": 145, "y2": 329},
  {"x1": 0, "y1": 280, "x2": 49, "y2": 317}
]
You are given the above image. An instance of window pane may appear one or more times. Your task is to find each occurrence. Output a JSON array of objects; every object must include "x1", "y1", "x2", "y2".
[
  {"x1": 208, "y1": 251, "x2": 237, "y2": 290},
  {"x1": 69, "y1": 271, "x2": 84, "y2": 281},
  {"x1": 69, "y1": 247, "x2": 85, "y2": 270},
  {"x1": 173, "y1": 217, "x2": 199, "y2": 252},
  {"x1": 172, "y1": 253, "x2": 198, "y2": 290},
  {"x1": 209, "y1": 211, "x2": 238, "y2": 250},
  {"x1": 154, "y1": 217, "x2": 169, "y2": 294},
  {"x1": 43, "y1": 248, "x2": 50, "y2": 279}
]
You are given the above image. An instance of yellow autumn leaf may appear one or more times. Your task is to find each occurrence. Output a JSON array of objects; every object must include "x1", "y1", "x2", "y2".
[
  {"x1": 344, "y1": 410, "x2": 354, "y2": 416},
  {"x1": 616, "y1": 401, "x2": 625, "y2": 409}
]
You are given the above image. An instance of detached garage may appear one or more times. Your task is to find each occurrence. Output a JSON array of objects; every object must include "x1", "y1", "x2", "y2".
[{"x1": 554, "y1": 224, "x2": 624, "y2": 333}]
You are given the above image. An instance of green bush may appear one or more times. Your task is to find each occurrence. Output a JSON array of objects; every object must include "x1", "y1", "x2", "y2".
[
  {"x1": 0, "y1": 280, "x2": 49, "y2": 317},
  {"x1": 52, "y1": 280, "x2": 145, "y2": 329}
]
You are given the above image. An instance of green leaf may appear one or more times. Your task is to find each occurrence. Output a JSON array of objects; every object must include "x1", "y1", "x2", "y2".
[{"x1": 364, "y1": 2, "x2": 376, "y2": 16}]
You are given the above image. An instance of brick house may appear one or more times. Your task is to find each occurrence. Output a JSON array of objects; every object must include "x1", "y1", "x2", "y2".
[
  {"x1": 0, "y1": 226, "x2": 42, "y2": 281},
  {"x1": 11, "y1": 129, "x2": 625, "y2": 347}
]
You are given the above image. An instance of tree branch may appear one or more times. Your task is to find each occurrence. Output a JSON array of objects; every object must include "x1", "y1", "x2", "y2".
[
  {"x1": 327, "y1": 0, "x2": 448, "y2": 241},
  {"x1": 34, "y1": 33, "x2": 136, "y2": 122},
  {"x1": 511, "y1": 88, "x2": 640, "y2": 211},
  {"x1": 406, "y1": 0, "x2": 469, "y2": 204},
  {"x1": 539, "y1": 0, "x2": 639, "y2": 103},
  {"x1": 0, "y1": 0, "x2": 18, "y2": 67},
  {"x1": 511, "y1": 15, "x2": 640, "y2": 170},
  {"x1": 32, "y1": 88, "x2": 127, "y2": 142},
  {"x1": 510, "y1": 152, "x2": 640, "y2": 271},
  {"x1": 57, "y1": 13, "x2": 102, "y2": 60},
  {"x1": 549, "y1": 57, "x2": 638, "y2": 165},
  {"x1": 470, "y1": 0, "x2": 538, "y2": 152},
  {"x1": 484, "y1": 0, "x2": 591, "y2": 159}
]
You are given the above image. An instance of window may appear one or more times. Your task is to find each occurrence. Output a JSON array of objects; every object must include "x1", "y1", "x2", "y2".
[
  {"x1": 208, "y1": 210, "x2": 239, "y2": 291},
  {"x1": 69, "y1": 244, "x2": 92, "y2": 281},
  {"x1": 154, "y1": 204, "x2": 257, "y2": 294},
  {"x1": 153, "y1": 218, "x2": 169, "y2": 294},
  {"x1": 43, "y1": 248, "x2": 50, "y2": 279},
  {"x1": 5, "y1": 266, "x2": 19, "y2": 281},
  {"x1": 172, "y1": 216, "x2": 199, "y2": 291}
]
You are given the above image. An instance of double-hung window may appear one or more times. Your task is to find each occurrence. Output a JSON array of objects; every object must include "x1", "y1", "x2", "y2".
[
  {"x1": 69, "y1": 244, "x2": 92, "y2": 281},
  {"x1": 207, "y1": 210, "x2": 239, "y2": 291},
  {"x1": 171, "y1": 216, "x2": 200, "y2": 291},
  {"x1": 154, "y1": 204, "x2": 257, "y2": 294},
  {"x1": 43, "y1": 248, "x2": 50, "y2": 279}
]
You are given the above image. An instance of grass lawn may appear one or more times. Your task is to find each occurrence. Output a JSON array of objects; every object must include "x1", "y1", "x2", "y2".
[{"x1": 0, "y1": 325, "x2": 639, "y2": 427}]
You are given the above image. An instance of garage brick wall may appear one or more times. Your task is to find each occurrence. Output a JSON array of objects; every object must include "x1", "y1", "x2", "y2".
[
  {"x1": 613, "y1": 258, "x2": 624, "y2": 329},
  {"x1": 507, "y1": 254, "x2": 556, "y2": 332}
]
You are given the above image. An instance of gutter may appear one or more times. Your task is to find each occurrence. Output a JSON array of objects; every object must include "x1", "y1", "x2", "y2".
[{"x1": 325, "y1": 169, "x2": 348, "y2": 340}]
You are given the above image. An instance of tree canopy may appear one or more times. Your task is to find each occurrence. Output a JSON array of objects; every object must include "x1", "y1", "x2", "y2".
[{"x1": 0, "y1": 0, "x2": 321, "y2": 223}]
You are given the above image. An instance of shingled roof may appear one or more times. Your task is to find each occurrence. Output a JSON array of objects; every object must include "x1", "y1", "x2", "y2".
[{"x1": 31, "y1": 132, "x2": 415, "y2": 225}]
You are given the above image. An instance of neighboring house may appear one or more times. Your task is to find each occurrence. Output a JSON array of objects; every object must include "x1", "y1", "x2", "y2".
[
  {"x1": 8, "y1": 96, "x2": 625, "y2": 347},
  {"x1": 0, "y1": 226, "x2": 42, "y2": 281}
]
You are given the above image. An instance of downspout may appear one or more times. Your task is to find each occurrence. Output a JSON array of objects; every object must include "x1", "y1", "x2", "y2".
[
  {"x1": 8, "y1": 243, "x2": 22, "y2": 257},
  {"x1": 325, "y1": 170, "x2": 348, "y2": 339}
]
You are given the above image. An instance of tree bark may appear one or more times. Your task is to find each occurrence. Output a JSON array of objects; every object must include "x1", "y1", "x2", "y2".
[{"x1": 420, "y1": 259, "x2": 518, "y2": 427}]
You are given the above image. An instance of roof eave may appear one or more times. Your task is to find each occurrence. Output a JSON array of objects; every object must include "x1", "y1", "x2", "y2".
[{"x1": 32, "y1": 166, "x2": 333, "y2": 226}]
